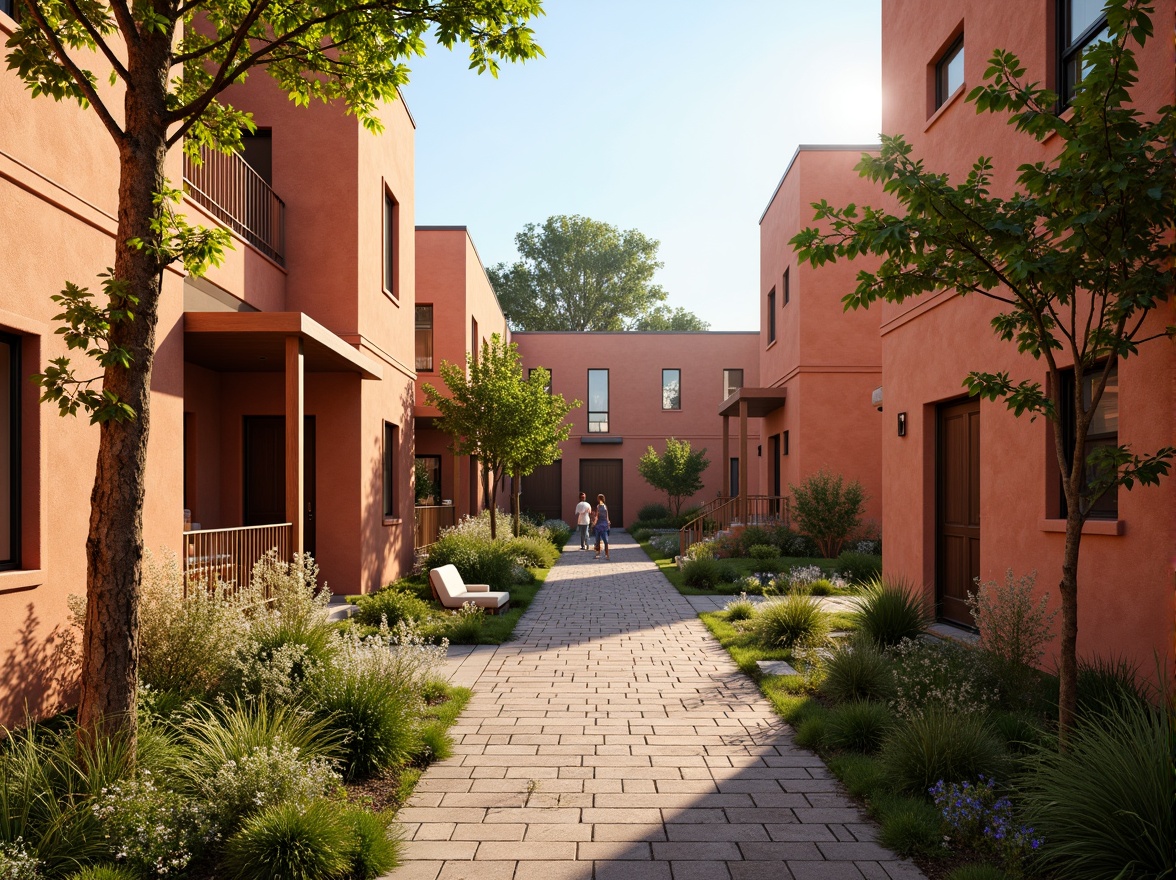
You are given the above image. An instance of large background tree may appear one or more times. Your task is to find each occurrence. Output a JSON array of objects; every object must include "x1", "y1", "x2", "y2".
[
  {"x1": 791, "y1": 0, "x2": 1174, "y2": 740},
  {"x1": 423, "y1": 335, "x2": 577, "y2": 539},
  {"x1": 6, "y1": 0, "x2": 544, "y2": 750},
  {"x1": 488, "y1": 214, "x2": 707, "y2": 331}
]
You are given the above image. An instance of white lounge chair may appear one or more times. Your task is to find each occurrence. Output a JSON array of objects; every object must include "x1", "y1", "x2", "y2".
[{"x1": 428, "y1": 564, "x2": 511, "y2": 614}]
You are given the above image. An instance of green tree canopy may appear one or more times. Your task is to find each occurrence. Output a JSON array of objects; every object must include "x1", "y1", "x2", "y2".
[
  {"x1": 487, "y1": 214, "x2": 706, "y2": 331},
  {"x1": 789, "y1": 470, "x2": 866, "y2": 559},
  {"x1": 632, "y1": 306, "x2": 711, "y2": 332},
  {"x1": 6, "y1": 0, "x2": 544, "y2": 749},
  {"x1": 423, "y1": 336, "x2": 577, "y2": 539},
  {"x1": 790, "y1": 0, "x2": 1174, "y2": 740},
  {"x1": 637, "y1": 438, "x2": 710, "y2": 516}
]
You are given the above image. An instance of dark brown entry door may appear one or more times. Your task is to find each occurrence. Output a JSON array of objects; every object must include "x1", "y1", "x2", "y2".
[
  {"x1": 936, "y1": 399, "x2": 979, "y2": 625},
  {"x1": 522, "y1": 461, "x2": 562, "y2": 522},
  {"x1": 579, "y1": 459, "x2": 623, "y2": 527},
  {"x1": 243, "y1": 416, "x2": 316, "y2": 556}
]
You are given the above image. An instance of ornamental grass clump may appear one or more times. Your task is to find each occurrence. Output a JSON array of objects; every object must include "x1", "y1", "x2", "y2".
[
  {"x1": 682, "y1": 556, "x2": 723, "y2": 588},
  {"x1": 821, "y1": 637, "x2": 894, "y2": 704},
  {"x1": 65, "y1": 867, "x2": 139, "y2": 880},
  {"x1": 854, "y1": 577, "x2": 930, "y2": 648},
  {"x1": 425, "y1": 532, "x2": 517, "y2": 589},
  {"x1": 753, "y1": 595, "x2": 829, "y2": 650},
  {"x1": 823, "y1": 700, "x2": 895, "y2": 754},
  {"x1": 507, "y1": 535, "x2": 559, "y2": 568},
  {"x1": 341, "y1": 807, "x2": 400, "y2": 879},
  {"x1": 353, "y1": 587, "x2": 432, "y2": 628},
  {"x1": 930, "y1": 777, "x2": 1042, "y2": 875},
  {"x1": 221, "y1": 800, "x2": 351, "y2": 880},
  {"x1": 836, "y1": 550, "x2": 883, "y2": 586},
  {"x1": 879, "y1": 707, "x2": 1008, "y2": 796},
  {"x1": 723, "y1": 593, "x2": 756, "y2": 621},
  {"x1": 441, "y1": 602, "x2": 486, "y2": 644},
  {"x1": 1075, "y1": 654, "x2": 1151, "y2": 723}
]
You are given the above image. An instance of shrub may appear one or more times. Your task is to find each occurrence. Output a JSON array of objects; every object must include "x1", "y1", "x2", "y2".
[
  {"x1": 879, "y1": 708, "x2": 1008, "y2": 796},
  {"x1": 888, "y1": 638, "x2": 999, "y2": 719},
  {"x1": 507, "y1": 535, "x2": 559, "y2": 568},
  {"x1": 65, "y1": 868, "x2": 139, "y2": 880},
  {"x1": 874, "y1": 794, "x2": 943, "y2": 855},
  {"x1": 1020, "y1": 698, "x2": 1173, "y2": 880},
  {"x1": 753, "y1": 595, "x2": 829, "y2": 650},
  {"x1": 309, "y1": 626, "x2": 445, "y2": 780},
  {"x1": 967, "y1": 569, "x2": 1057, "y2": 707},
  {"x1": 1075, "y1": 655, "x2": 1150, "y2": 722},
  {"x1": 437, "y1": 603, "x2": 486, "y2": 644},
  {"x1": 824, "y1": 700, "x2": 894, "y2": 754},
  {"x1": 0, "y1": 840, "x2": 40, "y2": 880},
  {"x1": 541, "y1": 519, "x2": 572, "y2": 549},
  {"x1": 245, "y1": 552, "x2": 331, "y2": 625},
  {"x1": 746, "y1": 544, "x2": 778, "y2": 561},
  {"x1": 342, "y1": 808, "x2": 400, "y2": 879},
  {"x1": 682, "y1": 557, "x2": 722, "y2": 588},
  {"x1": 221, "y1": 800, "x2": 352, "y2": 880},
  {"x1": 931, "y1": 777, "x2": 1042, "y2": 874},
  {"x1": 790, "y1": 470, "x2": 867, "y2": 558},
  {"x1": 945, "y1": 867, "x2": 1011, "y2": 880},
  {"x1": 425, "y1": 532, "x2": 517, "y2": 589},
  {"x1": 353, "y1": 588, "x2": 433, "y2": 628},
  {"x1": 230, "y1": 614, "x2": 338, "y2": 704},
  {"x1": 792, "y1": 713, "x2": 827, "y2": 750},
  {"x1": 684, "y1": 541, "x2": 714, "y2": 561},
  {"x1": 138, "y1": 550, "x2": 247, "y2": 696},
  {"x1": 636, "y1": 502, "x2": 670, "y2": 522},
  {"x1": 724, "y1": 594, "x2": 756, "y2": 621},
  {"x1": 989, "y1": 712, "x2": 1045, "y2": 754},
  {"x1": 822, "y1": 638, "x2": 894, "y2": 704},
  {"x1": 735, "y1": 526, "x2": 774, "y2": 555},
  {"x1": 716, "y1": 561, "x2": 742, "y2": 583},
  {"x1": 854, "y1": 577, "x2": 929, "y2": 648},
  {"x1": 836, "y1": 550, "x2": 882, "y2": 585},
  {"x1": 771, "y1": 525, "x2": 818, "y2": 557},
  {"x1": 807, "y1": 578, "x2": 835, "y2": 596}
]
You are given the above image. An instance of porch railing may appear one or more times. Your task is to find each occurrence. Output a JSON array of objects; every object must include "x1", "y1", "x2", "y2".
[
  {"x1": 183, "y1": 146, "x2": 286, "y2": 265},
  {"x1": 183, "y1": 523, "x2": 292, "y2": 596},
  {"x1": 679, "y1": 495, "x2": 790, "y2": 557},
  {"x1": 415, "y1": 504, "x2": 456, "y2": 551}
]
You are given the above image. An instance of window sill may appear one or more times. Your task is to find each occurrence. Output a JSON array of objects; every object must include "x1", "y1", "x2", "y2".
[
  {"x1": 925, "y1": 83, "x2": 966, "y2": 132},
  {"x1": 383, "y1": 517, "x2": 402, "y2": 527},
  {"x1": 765, "y1": 339, "x2": 777, "y2": 351},
  {"x1": 382, "y1": 287, "x2": 399, "y2": 306},
  {"x1": 0, "y1": 570, "x2": 45, "y2": 593},
  {"x1": 1039, "y1": 518, "x2": 1124, "y2": 536}
]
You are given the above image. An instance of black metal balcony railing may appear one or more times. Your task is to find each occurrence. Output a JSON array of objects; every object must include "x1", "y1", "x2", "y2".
[{"x1": 183, "y1": 146, "x2": 286, "y2": 266}]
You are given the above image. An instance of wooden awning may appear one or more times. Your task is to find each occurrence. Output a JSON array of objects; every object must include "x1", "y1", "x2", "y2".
[{"x1": 718, "y1": 387, "x2": 786, "y2": 418}]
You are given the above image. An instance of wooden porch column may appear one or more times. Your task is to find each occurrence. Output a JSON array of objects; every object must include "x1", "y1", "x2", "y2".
[
  {"x1": 452, "y1": 449, "x2": 463, "y2": 512},
  {"x1": 739, "y1": 399, "x2": 749, "y2": 523},
  {"x1": 285, "y1": 335, "x2": 304, "y2": 554},
  {"x1": 722, "y1": 415, "x2": 730, "y2": 498}
]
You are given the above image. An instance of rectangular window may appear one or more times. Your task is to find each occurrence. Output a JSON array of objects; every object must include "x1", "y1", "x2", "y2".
[
  {"x1": 1059, "y1": 0, "x2": 1108, "y2": 104},
  {"x1": 723, "y1": 369, "x2": 743, "y2": 401},
  {"x1": 1060, "y1": 366, "x2": 1118, "y2": 519},
  {"x1": 382, "y1": 421, "x2": 398, "y2": 518},
  {"x1": 239, "y1": 129, "x2": 273, "y2": 186},
  {"x1": 783, "y1": 268, "x2": 790, "y2": 305},
  {"x1": 0, "y1": 0, "x2": 17, "y2": 20},
  {"x1": 767, "y1": 288, "x2": 776, "y2": 343},
  {"x1": 935, "y1": 35, "x2": 965, "y2": 108},
  {"x1": 0, "y1": 334, "x2": 20, "y2": 569},
  {"x1": 588, "y1": 369, "x2": 609, "y2": 433},
  {"x1": 415, "y1": 305, "x2": 434, "y2": 372},
  {"x1": 783, "y1": 430, "x2": 790, "y2": 456},
  {"x1": 415, "y1": 454, "x2": 441, "y2": 505},
  {"x1": 470, "y1": 317, "x2": 478, "y2": 364},
  {"x1": 662, "y1": 369, "x2": 681, "y2": 410},
  {"x1": 383, "y1": 189, "x2": 397, "y2": 299}
]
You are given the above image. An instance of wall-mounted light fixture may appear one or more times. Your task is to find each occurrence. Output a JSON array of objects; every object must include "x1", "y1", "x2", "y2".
[{"x1": 897, "y1": 412, "x2": 907, "y2": 437}]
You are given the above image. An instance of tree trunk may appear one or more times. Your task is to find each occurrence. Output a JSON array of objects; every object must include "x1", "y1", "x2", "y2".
[
  {"x1": 512, "y1": 470, "x2": 521, "y2": 537},
  {"x1": 1057, "y1": 509, "x2": 1083, "y2": 746},
  {"x1": 76, "y1": 54, "x2": 171, "y2": 753},
  {"x1": 483, "y1": 463, "x2": 496, "y2": 539}
]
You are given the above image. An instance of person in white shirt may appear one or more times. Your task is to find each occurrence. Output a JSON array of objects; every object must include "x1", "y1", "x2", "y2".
[{"x1": 574, "y1": 492, "x2": 592, "y2": 550}]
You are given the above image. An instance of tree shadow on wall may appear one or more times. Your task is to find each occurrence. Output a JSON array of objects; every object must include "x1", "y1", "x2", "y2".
[{"x1": 0, "y1": 599, "x2": 80, "y2": 725}]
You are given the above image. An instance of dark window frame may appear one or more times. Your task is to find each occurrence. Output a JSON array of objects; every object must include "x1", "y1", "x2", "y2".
[
  {"x1": 935, "y1": 34, "x2": 965, "y2": 109},
  {"x1": 783, "y1": 430, "x2": 790, "y2": 456},
  {"x1": 383, "y1": 187, "x2": 398, "y2": 301},
  {"x1": 767, "y1": 288, "x2": 776, "y2": 343},
  {"x1": 722, "y1": 368, "x2": 743, "y2": 401},
  {"x1": 783, "y1": 268, "x2": 790, "y2": 305},
  {"x1": 661, "y1": 368, "x2": 681, "y2": 411},
  {"x1": 415, "y1": 304, "x2": 434, "y2": 372},
  {"x1": 382, "y1": 421, "x2": 399, "y2": 519},
  {"x1": 1059, "y1": 363, "x2": 1118, "y2": 519},
  {"x1": 0, "y1": 333, "x2": 21, "y2": 570},
  {"x1": 1058, "y1": 0, "x2": 1108, "y2": 106},
  {"x1": 415, "y1": 454, "x2": 441, "y2": 505},
  {"x1": 0, "y1": 0, "x2": 18, "y2": 21},
  {"x1": 587, "y1": 369, "x2": 609, "y2": 433}
]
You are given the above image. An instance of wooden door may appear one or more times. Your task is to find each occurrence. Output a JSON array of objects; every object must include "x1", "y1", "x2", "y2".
[
  {"x1": 937, "y1": 399, "x2": 980, "y2": 625},
  {"x1": 243, "y1": 416, "x2": 316, "y2": 555},
  {"x1": 579, "y1": 459, "x2": 623, "y2": 527},
  {"x1": 522, "y1": 461, "x2": 562, "y2": 522}
]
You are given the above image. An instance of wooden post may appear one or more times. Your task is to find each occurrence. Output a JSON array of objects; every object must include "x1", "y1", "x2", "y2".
[
  {"x1": 285, "y1": 335, "x2": 304, "y2": 554},
  {"x1": 722, "y1": 414, "x2": 730, "y2": 498},
  {"x1": 739, "y1": 399, "x2": 749, "y2": 524}
]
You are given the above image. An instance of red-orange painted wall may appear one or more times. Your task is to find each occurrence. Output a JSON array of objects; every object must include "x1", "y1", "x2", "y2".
[
  {"x1": 515, "y1": 332, "x2": 761, "y2": 526},
  {"x1": 759, "y1": 147, "x2": 885, "y2": 532},
  {"x1": 876, "y1": 0, "x2": 1175, "y2": 675}
]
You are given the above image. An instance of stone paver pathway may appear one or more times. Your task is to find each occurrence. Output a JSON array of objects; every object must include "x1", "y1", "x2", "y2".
[{"x1": 386, "y1": 532, "x2": 926, "y2": 880}]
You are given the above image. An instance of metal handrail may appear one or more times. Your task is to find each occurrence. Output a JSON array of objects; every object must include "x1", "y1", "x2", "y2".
[
  {"x1": 679, "y1": 495, "x2": 790, "y2": 556},
  {"x1": 183, "y1": 522, "x2": 292, "y2": 596},
  {"x1": 183, "y1": 146, "x2": 286, "y2": 265}
]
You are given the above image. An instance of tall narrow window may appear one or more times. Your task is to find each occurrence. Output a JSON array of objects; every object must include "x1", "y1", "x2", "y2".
[
  {"x1": 415, "y1": 305, "x2": 434, "y2": 371},
  {"x1": 0, "y1": 335, "x2": 20, "y2": 569},
  {"x1": 662, "y1": 369, "x2": 681, "y2": 410},
  {"x1": 783, "y1": 430, "x2": 790, "y2": 456},
  {"x1": 1059, "y1": 0, "x2": 1108, "y2": 104},
  {"x1": 935, "y1": 35, "x2": 965, "y2": 109},
  {"x1": 767, "y1": 288, "x2": 776, "y2": 343},
  {"x1": 588, "y1": 369, "x2": 609, "y2": 433},
  {"x1": 470, "y1": 317, "x2": 479, "y2": 364},
  {"x1": 239, "y1": 129, "x2": 273, "y2": 186},
  {"x1": 1061, "y1": 365, "x2": 1118, "y2": 519},
  {"x1": 415, "y1": 454, "x2": 441, "y2": 505},
  {"x1": 383, "y1": 422, "x2": 399, "y2": 518},
  {"x1": 783, "y1": 268, "x2": 790, "y2": 305},
  {"x1": 383, "y1": 190, "x2": 397, "y2": 298},
  {"x1": 723, "y1": 369, "x2": 743, "y2": 400}
]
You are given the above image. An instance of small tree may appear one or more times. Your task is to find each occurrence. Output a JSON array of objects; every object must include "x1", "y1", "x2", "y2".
[
  {"x1": 423, "y1": 336, "x2": 576, "y2": 539},
  {"x1": 789, "y1": 470, "x2": 866, "y2": 558},
  {"x1": 637, "y1": 438, "x2": 709, "y2": 516},
  {"x1": 414, "y1": 459, "x2": 436, "y2": 505},
  {"x1": 790, "y1": 0, "x2": 1174, "y2": 739}
]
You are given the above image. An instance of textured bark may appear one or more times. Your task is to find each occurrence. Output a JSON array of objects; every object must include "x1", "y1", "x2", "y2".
[{"x1": 76, "y1": 32, "x2": 173, "y2": 752}]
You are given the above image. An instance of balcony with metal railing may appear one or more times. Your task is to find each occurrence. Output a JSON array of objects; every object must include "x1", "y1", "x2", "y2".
[{"x1": 183, "y1": 145, "x2": 286, "y2": 266}]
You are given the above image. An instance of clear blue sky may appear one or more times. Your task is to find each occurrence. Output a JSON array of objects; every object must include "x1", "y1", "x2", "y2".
[{"x1": 400, "y1": 1, "x2": 882, "y2": 331}]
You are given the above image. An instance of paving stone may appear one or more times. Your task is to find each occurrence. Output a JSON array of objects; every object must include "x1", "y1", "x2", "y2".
[{"x1": 756, "y1": 659, "x2": 799, "y2": 676}]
